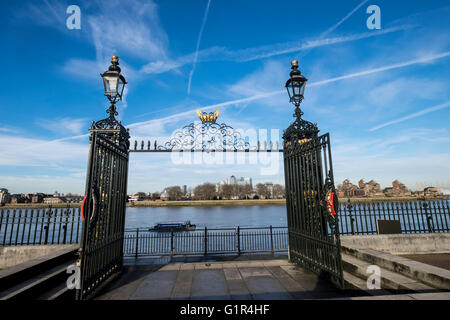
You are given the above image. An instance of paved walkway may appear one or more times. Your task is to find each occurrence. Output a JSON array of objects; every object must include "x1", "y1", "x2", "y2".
[{"x1": 96, "y1": 255, "x2": 358, "y2": 300}]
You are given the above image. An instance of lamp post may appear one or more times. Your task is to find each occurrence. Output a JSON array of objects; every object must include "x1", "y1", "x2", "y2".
[
  {"x1": 283, "y1": 60, "x2": 318, "y2": 143},
  {"x1": 96, "y1": 55, "x2": 127, "y2": 128},
  {"x1": 92, "y1": 55, "x2": 129, "y2": 147},
  {"x1": 285, "y1": 60, "x2": 308, "y2": 107}
]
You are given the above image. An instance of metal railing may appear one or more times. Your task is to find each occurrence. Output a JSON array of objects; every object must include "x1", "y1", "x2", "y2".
[
  {"x1": 123, "y1": 226, "x2": 288, "y2": 257},
  {"x1": 1, "y1": 199, "x2": 449, "y2": 247},
  {"x1": 338, "y1": 199, "x2": 450, "y2": 235},
  {"x1": 0, "y1": 206, "x2": 82, "y2": 246}
]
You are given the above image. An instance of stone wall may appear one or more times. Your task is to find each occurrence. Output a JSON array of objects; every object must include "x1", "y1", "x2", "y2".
[
  {"x1": 341, "y1": 233, "x2": 450, "y2": 255},
  {"x1": 0, "y1": 244, "x2": 78, "y2": 269}
]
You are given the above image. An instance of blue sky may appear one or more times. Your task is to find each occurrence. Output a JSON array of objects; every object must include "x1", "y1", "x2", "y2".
[{"x1": 1, "y1": 0, "x2": 449, "y2": 194}]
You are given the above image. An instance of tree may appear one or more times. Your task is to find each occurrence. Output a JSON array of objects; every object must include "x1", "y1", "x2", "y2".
[
  {"x1": 151, "y1": 192, "x2": 160, "y2": 201},
  {"x1": 166, "y1": 186, "x2": 183, "y2": 201},
  {"x1": 272, "y1": 184, "x2": 285, "y2": 199},
  {"x1": 220, "y1": 184, "x2": 234, "y2": 199},
  {"x1": 256, "y1": 183, "x2": 271, "y2": 199},
  {"x1": 241, "y1": 184, "x2": 254, "y2": 199},
  {"x1": 136, "y1": 192, "x2": 147, "y2": 199},
  {"x1": 194, "y1": 183, "x2": 217, "y2": 200}
]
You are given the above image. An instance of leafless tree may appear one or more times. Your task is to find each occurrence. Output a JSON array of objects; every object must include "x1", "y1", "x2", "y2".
[
  {"x1": 272, "y1": 184, "x2": 285, "y2": 198},
  {"x1": 151, "y1": 192, "x2": 160, "y2": 201},
  {"x1": 166, "y1": 186, "x2": 183, "y2": 200},
  {"x1": 256, "y1": 183, "x2": 271, "y2": 199},
  {"x1": 194, "y1": 183, "x2": 217, "y2": 200},
  {"x1": 219, "y1": 184, "x2": 234, "y2": 199}
]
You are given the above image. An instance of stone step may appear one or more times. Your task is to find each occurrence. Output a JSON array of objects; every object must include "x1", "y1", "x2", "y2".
[
  {"x1": 343, "y1": 270, "x2": 391, "y2": 296},
  {"x1": 36, "y1": 281, "x2": 75, "y2": 300},
  {"x1": 0, "y1": 261, "x2": 73, "y2": 300},
  {"x1": 341, "y1": 244, "x2": 450, "y2": 290},
  {"x1": 342, "y1": 253, "x2": 436, "y2": 293},
  {"x1": 0, "y1": 245, "x2": 78, "y2": 290}
]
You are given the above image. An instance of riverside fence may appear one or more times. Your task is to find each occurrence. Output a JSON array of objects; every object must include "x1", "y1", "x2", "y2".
[
  {"x1": 339, "y1": 199, "x2": 450, "y2": 235},
  {"x1": 0, "y1": 206, "x2": 81, "y2": 246},
  {"x1": 123, "y1": 226, "x2": 288, "y2": 257},
  {"x1": 1, "y1": 199, "x2": 449, "y2": 250}
]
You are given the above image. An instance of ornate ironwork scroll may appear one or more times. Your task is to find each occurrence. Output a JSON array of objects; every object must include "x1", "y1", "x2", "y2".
[
  {"x1": 157, "y1": 121, "x2": 250, "y2": 151},
  {"x1": 156, "y1": 110, "x2": 250, "y2": 151},
  {"x1": 91, "y1": 103, "x2": 130, "y2": 150}
]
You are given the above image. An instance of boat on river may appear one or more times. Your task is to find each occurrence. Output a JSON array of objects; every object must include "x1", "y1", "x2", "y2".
[{"x1": 149, "y1": 220, "x2": 196, "y2": 232}]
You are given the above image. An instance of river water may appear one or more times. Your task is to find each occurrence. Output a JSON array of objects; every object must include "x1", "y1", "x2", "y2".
[{"x1": 125, "y1": 205, "x2": 287, "y2": 229}]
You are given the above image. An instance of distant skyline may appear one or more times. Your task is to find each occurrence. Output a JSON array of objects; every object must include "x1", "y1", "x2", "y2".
[
  {"x1": 1, "y1": 1, "x2": 450, "y2": 194},
  {"x1": 3, "y1": 177, "x2": 449, "y2": 196}
]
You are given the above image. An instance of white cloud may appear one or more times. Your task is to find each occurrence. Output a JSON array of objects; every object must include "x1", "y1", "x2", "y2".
[
  {"x1": 368, "y1": 78, "x2": 446, "y2": 106},
  {"x1": 139, "y1": 26, "x2": 411, "y2": 75},
  {"x1": 227, "y1": 60, "x2": 286, "y2": 107},
  {"x1": 369, "y1": 101, "x2": 450, "y2": 131},
  {"x1": 187, "y1": 0, "x2": 212, "y2": 95},
  {"x1": 37, "y1": 117, "x2": 89, "y2": 135},
  {"x1": 0, "y1": 134, "x2": 88, "y2": 167}
]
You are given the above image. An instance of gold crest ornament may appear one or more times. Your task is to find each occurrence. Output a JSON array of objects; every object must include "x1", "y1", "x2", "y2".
[{"x1": 196, "y1": 109, "x2": 219, "y2": 123}]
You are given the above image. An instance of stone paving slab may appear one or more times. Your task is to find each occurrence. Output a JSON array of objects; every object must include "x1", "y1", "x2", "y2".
[
  {"x1": 96, "y1": 256, "x2": 360, "y2": 300},
  {"x1": 239, "y1": 267, "x2": 272, "y2": 278},
  {"x1": 191, "y1": 269, "x2": 230, "y2": 300},
  {"x1": 227, "y1": 279, "x2": 252, "y2": 300},
  {"x1": 130, "y1": 270, "x2": 178, "y2": 300},
  {"x1": 223, "y1": 268, "x2": 242, "y2": 281},
  {"x1": 171, "y1": 269, "x2": 194, "y2": 300},
  {"x1": 245, "y1": 276, "x2": 293, "y2": 300}
]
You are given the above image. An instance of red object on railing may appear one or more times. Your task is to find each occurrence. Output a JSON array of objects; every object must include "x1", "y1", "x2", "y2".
[
  {"x1": 81, "y1": 195, "x2": 87, "y2": 221},
  {"x1": 327, "y1": 191, "x2": 337, "y2": 216}
]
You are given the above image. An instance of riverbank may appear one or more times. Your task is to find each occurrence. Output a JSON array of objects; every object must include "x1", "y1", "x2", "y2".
[
  {"x1": 127, "y1": 199, "x2": 286, "y2": 207},
  {"x1": 1, "y1": 196, "x2": 446, "y2": 209}
]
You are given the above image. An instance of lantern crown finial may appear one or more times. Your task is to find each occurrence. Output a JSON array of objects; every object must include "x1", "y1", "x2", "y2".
[
  {"x1": 108, "y1": 55, "x2": 121, "y2": 72},
  {"x1": 291, "y1": 60, "x2": 298, "y2": 68}
]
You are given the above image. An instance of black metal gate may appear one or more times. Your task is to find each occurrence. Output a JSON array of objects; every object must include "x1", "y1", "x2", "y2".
[
  {"x1": 283, "y1": 109, "x2": 344, "y2": 288},
  {"x1": 76, "y1": 121, "x2": 130, "y2": 300}
]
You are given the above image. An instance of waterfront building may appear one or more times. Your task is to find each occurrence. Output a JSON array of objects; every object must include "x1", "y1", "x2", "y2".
[
  {"x1": 0, "y1": 188, "x2": 10, "y2": 205},
  {"x1": 160, "y1": 189, "x2": 169, "y2": 201},
  {"x1": 10, "y1": 194, "x2": 27, "y2": 204},
  {"x1": 424, "y1": 187, "x2": 442, "y2": 197},
  {"x1": 31, "y1": 193, "x2": 45, "y2": 203},
  {"x1": 43, "y1": 196, "x2": 67, "y2": 204}
]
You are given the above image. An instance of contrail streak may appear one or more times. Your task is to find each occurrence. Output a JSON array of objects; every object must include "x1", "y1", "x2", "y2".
[
  {"x1": 297, "y1": 0, "x2": 368, "y2": 61},
  {"x1": 40, "y1": 50, "x2": 450, "y2": 143},
  {"x1": 321, "y1": 0, "x2": 369, "y2": 37},
  {"x1": 369, "y1": 101, "x2": 450, "y2": 131},
  {"x1": 187, "y1": 0, "x2": 211, "y2": 96},
  {"x1": 308, "y1": 51, "x2": 450, "y2": 87},
  {"x1": 240, "y1": 26, "x2": 409, "y2": 62}
]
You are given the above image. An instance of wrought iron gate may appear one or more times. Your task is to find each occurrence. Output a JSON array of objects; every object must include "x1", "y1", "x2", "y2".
[
  {"x1": 283, "y1": 111, "x2": 344, "y2": 288},
  {"x1": 76, "y1": 122, "x2": 130, "y2": 300}
]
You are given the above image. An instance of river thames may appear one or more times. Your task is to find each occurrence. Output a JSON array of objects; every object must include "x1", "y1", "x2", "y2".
[{"x1": 125, "y1": 205, "x2": 287, "y2": 229}]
